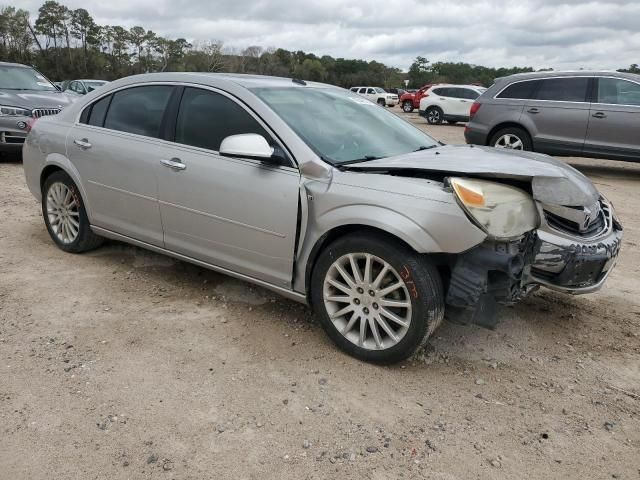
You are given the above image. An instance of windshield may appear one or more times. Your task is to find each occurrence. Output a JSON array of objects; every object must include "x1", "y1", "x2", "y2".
[
  {"x1": 252, "y1": 87, "x2": 439, "y2": 164},
  {"x1": 0, "y1": 65, "x2": 57, "y2": 91},
  {"x1": 375, "y1": 87, "x2": 385, "y2": 93}
]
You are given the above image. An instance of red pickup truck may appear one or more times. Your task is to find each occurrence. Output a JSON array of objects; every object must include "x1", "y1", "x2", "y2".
[{"x1": 399, "y1": 84, "x2": 436, "y2": 113}]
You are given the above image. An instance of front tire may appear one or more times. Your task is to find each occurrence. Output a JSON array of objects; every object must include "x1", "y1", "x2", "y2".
[
  {"x1": 425, "y1": 106, "x2": 444, "y2": 125},
  {"x1": 42, "y1": 170, "x2": 103, "y2": 253},
  {"x1": 377, "y1": 98, "x2": 386, "y2": 107},
  {"x1": 311, "y1": 233, "x2": 444, "y2": 364}
]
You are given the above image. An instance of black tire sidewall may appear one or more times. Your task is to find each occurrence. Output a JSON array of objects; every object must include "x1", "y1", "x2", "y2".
[
  {"x1": 41, "y1": 171, "x2": 94, "y2": 253},
  {"x1": 310, "y1": 234, "x2": 444, "y2": 364},
  {"x1": 490, "y1": 127, "x2": 532, "y2": 151},
  {"x1": 426, "y1": 107, "x2": 443, "y2": 125}
]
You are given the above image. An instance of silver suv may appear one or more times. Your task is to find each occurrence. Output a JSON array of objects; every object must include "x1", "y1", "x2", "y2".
[
  {"x1": 23, "y1": 73, "x2": 622, "y2": 363},
  {"x1": 0, "y1": 62, "x2": 75, "y2": 152},
  {"x1": 464, "y1": 71, "x2": 640, "y2": 161}
]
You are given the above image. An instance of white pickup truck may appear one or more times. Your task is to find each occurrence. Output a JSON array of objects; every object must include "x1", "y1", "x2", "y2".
[{"x1": 349, "y1": 86, "x2": 398, "y2": 107}]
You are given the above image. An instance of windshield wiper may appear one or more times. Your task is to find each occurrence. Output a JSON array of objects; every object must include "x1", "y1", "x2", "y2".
[
  {"x1": 413, "y1": 145, "x2": 437, "y2": 152},
  {"x1": 338, "y1": 155, "x2": 383, "y2": 166}
]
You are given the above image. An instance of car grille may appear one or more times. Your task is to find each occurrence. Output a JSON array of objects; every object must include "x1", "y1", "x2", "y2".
[
  {"x1": 544, "y1": 200, "x2": 609, "y2": 238},
  {"x1": 32, "y1": 108, "x2": 61, "y2": 118}
]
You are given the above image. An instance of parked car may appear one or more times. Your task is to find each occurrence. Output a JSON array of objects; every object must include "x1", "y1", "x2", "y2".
[
  {"x1": 399, "y1": 84, "x2": 436, "y2": 113},
  {"x1": 464, "y1": 71, "x2": 640, "y2": 161},
  {"x1": 23, "y1": 73, "x2": 623, "y2": 363},
  {"x1": 64, "y1": 79, "x2": 109, "y2": 96},
  {"x1": 386, "y1": 88, "x2": 406, "y2": 97},
  {"x1": 418, "y1": 84, "x2": 487, "y2": 124},
  {"x1": 349, "y1": 86, "x2": 398, "y2": 106},
  {"x1": 0, "y1": 61, "x2": 75, "y2": 152}
]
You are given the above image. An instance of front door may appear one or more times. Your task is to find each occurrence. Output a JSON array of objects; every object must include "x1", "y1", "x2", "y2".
[
  {"x1": 584, "y1": 76, "x2": 640, "y2": 160},
  {"x1": 156, "y1": 87, "x2": 300, "y2": 288},
  {"x1": 67, "y1": 85, "x2": 174, "y2": 246}
]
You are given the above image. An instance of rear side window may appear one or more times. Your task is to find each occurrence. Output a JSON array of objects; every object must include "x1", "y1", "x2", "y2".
[
  {"x1": 461, "y1": 89, "x2": 481, "y2": 100},
  {"x1": 496, "y1": 80, "x2": 539, "y2": 99},
  {"x1": 535, "y1": 77, "x2": 589, "y2": 102},
  {"x1": 103, "y1": 86, "x2": 173, "y2": 138},
  {"x1": 597, "y1": 78, "x2": 640, "y2": 106},
  {"x1": 174, "y1": 87, "x2": 271, "y2": 152},
  {"x1": 86, "y1": 94, "x2": 111, "y2": 127}
]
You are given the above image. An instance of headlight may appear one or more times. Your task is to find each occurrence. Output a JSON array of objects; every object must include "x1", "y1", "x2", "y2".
[
  {"x1": 450, "y1": 177, "x2": 539, "y2": 239},
  {"x1": 0, "y1": 105, "x2": 31, "y2": 117}
]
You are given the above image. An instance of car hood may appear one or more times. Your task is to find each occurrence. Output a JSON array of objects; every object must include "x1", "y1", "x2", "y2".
[
  {"x1": 0, "y1": 90, "x2": 76, "y2": 109},
  {"x1": 347, "y1": 145, "x2": 599, "y2": 206}
]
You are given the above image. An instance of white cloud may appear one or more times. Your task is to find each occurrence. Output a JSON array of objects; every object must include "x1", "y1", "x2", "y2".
[{"x1": 20, "y1": 0, "x2": 640, "y2": 70}]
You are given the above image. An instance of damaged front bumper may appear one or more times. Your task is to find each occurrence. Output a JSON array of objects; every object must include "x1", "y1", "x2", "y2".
[{"x1": 445, "y1": 199, "x2": 623, "y2": 327}]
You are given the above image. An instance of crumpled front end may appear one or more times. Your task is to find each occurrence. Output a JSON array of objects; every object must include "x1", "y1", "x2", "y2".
[{"x1": 445, "y1": 195, "x2": 623, "y2": 327}]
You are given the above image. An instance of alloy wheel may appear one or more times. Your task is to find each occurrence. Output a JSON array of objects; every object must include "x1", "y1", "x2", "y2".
[
  {"x1": 494, "y1": 133, "x2": 524, "y2": 150},
  {"x1": 427, "y1": 109, "x2": 441, "y2": 123},
  {"x1": 46, "y1": 182, "x2": 80, "y2": 244},
  {"x1": 323, "y1": 253, "x2": 412, "y2": 350}
]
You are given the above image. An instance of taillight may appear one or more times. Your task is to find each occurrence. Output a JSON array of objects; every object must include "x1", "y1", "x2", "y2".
[
  {"x1": 469, "y1": 102, "x2": 481, "y2": 119},
  {"x1": 26, "y1": 117, "x2": 38, "y2": 133}
]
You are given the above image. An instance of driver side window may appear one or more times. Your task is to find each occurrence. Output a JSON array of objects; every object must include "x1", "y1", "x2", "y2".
[{"x1": 174, "y1": 87, "x2": 273, "y2": 152}]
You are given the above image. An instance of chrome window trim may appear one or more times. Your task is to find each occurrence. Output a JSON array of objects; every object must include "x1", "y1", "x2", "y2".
[
  {"x1": 493, "y1": 74, "x2": 640, "y2": 105},
  {"x1": 493, "y1": 75, "x2": 592, "y2": 103},
  {"x1": 74, "y1": 81, "x2": 299, "y2": 170}
]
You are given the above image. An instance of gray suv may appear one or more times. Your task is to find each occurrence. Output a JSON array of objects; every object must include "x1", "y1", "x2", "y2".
[
  {"x1": 0, "y1": 61, "x2": 75, "y2": 152},
  {"x1": 464, "y1": 71, "x2": 640, "y2": 161}
]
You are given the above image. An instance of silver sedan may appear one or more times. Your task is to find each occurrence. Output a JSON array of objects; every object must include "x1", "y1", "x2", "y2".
[{"x1": 23, "y1": 73, "x2": 623, "y2": 363}]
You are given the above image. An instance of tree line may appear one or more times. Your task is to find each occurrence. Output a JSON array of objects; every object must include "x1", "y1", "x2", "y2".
[{"x1": 1, "y1": 2, "x2": 638, "y2": 88}]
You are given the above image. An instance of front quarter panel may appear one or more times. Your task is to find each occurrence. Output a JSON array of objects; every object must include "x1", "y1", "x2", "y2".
[{"x1": 293, "y1": 170, "x2": 487, "y2": 293}]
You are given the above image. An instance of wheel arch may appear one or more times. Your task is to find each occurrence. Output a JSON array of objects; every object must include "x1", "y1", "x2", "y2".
[
  {"x1": 39, "y1": 156, "x2": 93, "y2": 222},
  {"x1": 302, "y1": 224, "x2": 420, "y2": 304},
  {"x1": 486, "y1": 122, "x2": 531, "y2": 147}
]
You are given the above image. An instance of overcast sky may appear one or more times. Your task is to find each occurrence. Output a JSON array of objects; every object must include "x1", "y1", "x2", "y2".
[{"x1": 20, "y1": 0, "x2": 640, "y2": 71}]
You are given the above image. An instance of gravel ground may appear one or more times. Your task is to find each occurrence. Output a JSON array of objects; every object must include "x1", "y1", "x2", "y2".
[{"x1": 1, "y1": 111, "x2": 639, "y2": 479}]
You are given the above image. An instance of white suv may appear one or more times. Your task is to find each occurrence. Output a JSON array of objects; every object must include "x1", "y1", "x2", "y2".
[
  {"x1": 350, "y1": 86, "x2": 398, "y2": 107},
  {"x1": 418, "y1": 84, "x2": 486, "y2": 124}
]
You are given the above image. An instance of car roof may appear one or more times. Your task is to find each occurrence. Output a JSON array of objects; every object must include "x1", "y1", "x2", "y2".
[
  {"x1": 496, "y1": 70, "x2": 640, "y2": 83},
  {"x1": 428, "y1": 84, "x2": 485, "y2": 89},
  {"x1": 109, "y1": 72, "x2": 336, "y2": 91},
  {"x1": 0, "y1": 61, "x2": 31, "y2": 68}
]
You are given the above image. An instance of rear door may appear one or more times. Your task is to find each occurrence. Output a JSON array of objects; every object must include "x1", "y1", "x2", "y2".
[
  {"x1": 67, "y1": 85, "x2": 174, "y2": 246},
  {"x1": 584, "y1": 76, "x2": 640, "y2": 160},
  {"x1": 156, "y1": 86, "x2": 300, "y2": 288},
  {"x1": 447, "y1": 88, "x2": 474, "y2": 117},
  {"x1": 522, "y1": 77, "x2": 591, "y2": 155}
]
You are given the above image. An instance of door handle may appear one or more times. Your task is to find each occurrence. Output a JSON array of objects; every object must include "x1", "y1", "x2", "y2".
[
  {"x1": 592, "y1": 112, "x2": 607, "y2": 119},
  {"x1": 527, "y1": 108, "x2": 540, "y2": 114},
  {"x1": 73, "y1": 138, "x2": 92, "y2": 149},
  {"x1": 160, "y1": 158, "x2": 186, "y2": 171},
  {"x1": 460, "y1": 100, "x2": 468, "y2": 102}
]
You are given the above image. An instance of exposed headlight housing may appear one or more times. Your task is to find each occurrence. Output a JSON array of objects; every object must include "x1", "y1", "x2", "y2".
[
  {"x1": 0, "y1": 105, "x2": 31, "y2": 117},
  {"x1": 449, "y1": 177, "x2": 539, "y2": 239}
]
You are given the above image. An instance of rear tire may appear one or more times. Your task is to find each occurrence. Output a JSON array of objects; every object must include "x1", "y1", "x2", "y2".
[
  {"x1": 446, "y1": 120, "x2": 458, "y2": 124},
  {"x1": 311, "y1": 233, "x2": 444, "y2": 364},
  {"x1": 402, "y1": 100, "x2": 414, "y2": 113},
  {"x1": 42, "y1": 170, "x2": 103, "y2": 253},
  {"x1": 489, "y1": 126, "x2": 532, "y2": 151},
  {"x1": 425, "y1": 106, "x2": 444, "y2": 125}
]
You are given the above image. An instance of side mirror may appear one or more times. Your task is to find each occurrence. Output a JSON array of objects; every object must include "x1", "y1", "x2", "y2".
[{"x1": 219, "y1": 134, "x2": 284, "y2": 165}]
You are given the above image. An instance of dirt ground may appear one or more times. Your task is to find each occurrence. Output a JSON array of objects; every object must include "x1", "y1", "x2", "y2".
[{"x1": 1, "y1": 112, "x2": 639, "y2": 480}]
